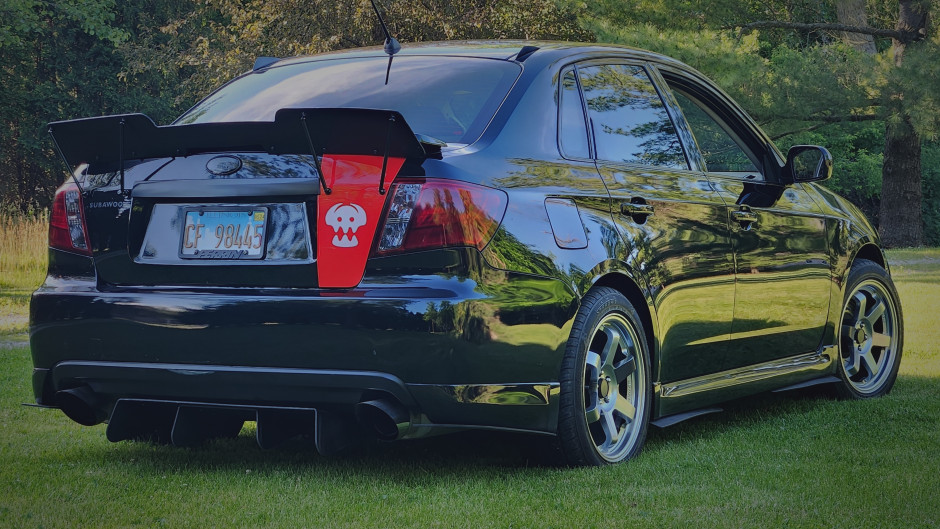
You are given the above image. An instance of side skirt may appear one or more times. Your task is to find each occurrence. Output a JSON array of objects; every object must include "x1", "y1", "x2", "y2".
[
  {"x1": 651, "y1": 407, "x2": 723, "y2": 428},
  {"x1": 656, "y1": 346, "x2": 836, "y2": 418}
]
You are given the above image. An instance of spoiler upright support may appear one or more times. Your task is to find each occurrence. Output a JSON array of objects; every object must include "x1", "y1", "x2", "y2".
[
  {"x1": 118, "y1": 118, "x2": 126, "y2": 194},
  {"x1": 48, "y1": 125, "x2": 82, "y2": 193},
  {"x1": 300, "y1": 112, "x2": 332, "y2": 195},
  {"x1": 378, "y1": 114, "x2": 395, "y2": 195}
]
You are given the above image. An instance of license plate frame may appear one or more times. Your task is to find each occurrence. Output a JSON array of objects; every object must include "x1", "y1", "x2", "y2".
[{"x1": 178, "y1": 206, "x2": 269, "y2": 260}]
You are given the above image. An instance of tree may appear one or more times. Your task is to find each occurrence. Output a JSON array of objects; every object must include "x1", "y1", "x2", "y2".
[
  {"x1": 879, "y1": 0, "x2": 930, "y2": 246},
  {"x1": 0, "y1": 0, "x2": 183, "y2": 213}
]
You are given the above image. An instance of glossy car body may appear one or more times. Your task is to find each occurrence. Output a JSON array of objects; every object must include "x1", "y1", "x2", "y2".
[{"x1": 31, "y1": 41, "x2": 901, "y2": 463}]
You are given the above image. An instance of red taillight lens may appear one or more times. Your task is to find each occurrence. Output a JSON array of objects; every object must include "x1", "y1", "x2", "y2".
[
  {"x1": 374, "y1": 179, "x2": 507, "y2": 255},
  {"x1": 49, "y1": 181, "x2": 92, "y2": 255}
]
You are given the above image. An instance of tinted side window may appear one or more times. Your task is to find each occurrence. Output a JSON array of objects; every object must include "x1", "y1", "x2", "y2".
[
  {"x1": 671, "y1": 89, "x2": 758, "y2": 173},
  {"x1": 580, "y1": 64, "x2": 687, "y2": 169},
  {"x1": 558, "y1": 68, "x2": 590, "y2": 159}
]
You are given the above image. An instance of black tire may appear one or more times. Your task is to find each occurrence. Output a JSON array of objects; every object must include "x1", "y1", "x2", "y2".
[
  {"x1": 833, "y1": 259, "x2": 904, "y2": 399},
  {"x1": 558, "y1": 287, "x2": 652, "y2": 466}
]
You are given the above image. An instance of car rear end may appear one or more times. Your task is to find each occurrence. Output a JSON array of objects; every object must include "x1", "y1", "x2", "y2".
[{"x1": 30, "y1": 51, "x2": 577, "y2": 451}]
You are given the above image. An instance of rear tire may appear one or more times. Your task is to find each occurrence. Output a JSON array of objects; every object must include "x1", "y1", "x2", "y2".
[
  {"x1": 833, "y1": 259, "x2": 903, "y2": 399},
  {"x1": 558, "y1": 287, "x2": 651, "y2": 466}
]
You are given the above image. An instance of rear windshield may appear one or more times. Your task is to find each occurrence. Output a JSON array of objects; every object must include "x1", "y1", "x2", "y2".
[{"x1": 176, "y1": 56, "x2": 521, "y2": 145}]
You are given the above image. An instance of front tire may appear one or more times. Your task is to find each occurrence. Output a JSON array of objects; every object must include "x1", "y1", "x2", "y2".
[
  {"x1": 834, "y1": 259, "x2": 904, "y2": 399},
  {"x1": 558, "y1": 287, "x2": 652, "y2": 466}
]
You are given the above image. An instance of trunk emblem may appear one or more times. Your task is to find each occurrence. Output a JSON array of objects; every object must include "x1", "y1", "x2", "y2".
[
  {"x1": 206, "y1": 155, "x2": 242, "y2": 176},
  {"x1": 325, "y1": 203, "x2": 367, "y2": 247}
]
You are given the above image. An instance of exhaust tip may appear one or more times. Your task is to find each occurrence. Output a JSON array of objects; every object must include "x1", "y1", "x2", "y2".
[
  {"x1": 55, "y1": 387, "x2": 107, "y2": 426},
  {"x1": 355, "y1": 399, "x2": 410, "y2": 441}
]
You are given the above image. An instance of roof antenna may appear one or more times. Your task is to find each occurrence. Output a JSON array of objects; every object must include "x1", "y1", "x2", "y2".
[{"x1": 369, "y1": 0, "x2": 400, "y2": 85}]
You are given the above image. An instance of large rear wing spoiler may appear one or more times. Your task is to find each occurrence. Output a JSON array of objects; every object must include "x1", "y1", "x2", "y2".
[{"x1": 47, "y1": 108, "x2": 426, "y2": 194}]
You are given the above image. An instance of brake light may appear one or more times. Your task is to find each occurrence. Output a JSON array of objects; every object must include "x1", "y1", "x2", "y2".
[
  {"x1": 374, "y1": 179, "x2": 507, "y2": 255},
  {"x1": 49, "y1": 181, "x2": 92, "y2": 255}
]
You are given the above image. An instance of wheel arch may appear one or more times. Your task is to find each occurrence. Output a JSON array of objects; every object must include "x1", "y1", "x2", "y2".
[
  {"x1": 852, "y1": 243, "x2": 887, "y2": 270},
  {"x1": 590, "y1": 272, "x2": 659, "y2": 377},
  {"x1": 839, "y1": 242, "x2": 889, "y2": 296}
]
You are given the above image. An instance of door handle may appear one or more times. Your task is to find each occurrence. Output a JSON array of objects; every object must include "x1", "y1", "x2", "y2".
[
  {"x1": 621, "y1": 201, "x2": 654, "y2": 220},
  {"x1": 732, "y1": 208, "x2": 758, "y2": 230}
]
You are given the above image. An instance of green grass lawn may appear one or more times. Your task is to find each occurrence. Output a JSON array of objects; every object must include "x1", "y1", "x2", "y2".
[{"x1": 1, "y1": 221, "x2": 937, "y2": 527}]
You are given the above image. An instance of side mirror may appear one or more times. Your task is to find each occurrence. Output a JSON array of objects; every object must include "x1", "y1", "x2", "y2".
[{"x1": 784, "y1": 145, "x2": 832, "y2": 183}]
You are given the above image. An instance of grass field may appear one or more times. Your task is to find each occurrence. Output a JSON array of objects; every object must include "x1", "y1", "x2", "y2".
[{"x1": 1, "y1": 219, "x2": 937, "y2": 528}]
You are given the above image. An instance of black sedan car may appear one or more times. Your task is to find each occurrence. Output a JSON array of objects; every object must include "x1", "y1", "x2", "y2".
[{"x1": 32, "y1": 41, "x2": 903, "y2": 466}]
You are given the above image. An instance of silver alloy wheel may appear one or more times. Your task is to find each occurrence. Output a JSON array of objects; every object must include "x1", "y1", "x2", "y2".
[
  {"x1": 582, "y1": 312, "x2": 646, "y2": 462},
  {"x1": 840, "y1": 279, "x2": 899, "y2": 394}
]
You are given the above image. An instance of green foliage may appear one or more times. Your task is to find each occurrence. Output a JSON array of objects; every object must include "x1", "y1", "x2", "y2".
[
  {"x1": 0, "y1": 1, "x2": 182, "y2": 213},
  {"x1": 886, "y1": 39, "x2": 940, "y2": 142}
]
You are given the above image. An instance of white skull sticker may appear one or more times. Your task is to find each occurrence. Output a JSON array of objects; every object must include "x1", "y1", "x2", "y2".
[{"x1": 325, "y1": 202, "x2": 367, "y2": 248}]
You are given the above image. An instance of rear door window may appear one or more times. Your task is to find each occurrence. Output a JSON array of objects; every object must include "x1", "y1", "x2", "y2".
[
  {"x1": 558, "y1": 67, "x2": 590, "y2": 159},
  {"x1": 579, "y1": 64, "x2": 687, "y2": 169}
]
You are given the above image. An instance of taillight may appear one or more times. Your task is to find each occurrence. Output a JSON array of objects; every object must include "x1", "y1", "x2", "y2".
[
  {"x1": 374, "y1": 179, "x2": 507, "y2": 255},
  {"x1": 49, "y1": 181, "x2": 92, "y2": 256}
]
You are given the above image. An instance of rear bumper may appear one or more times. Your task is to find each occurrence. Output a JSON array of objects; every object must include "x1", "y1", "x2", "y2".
[
  {"x1": 33, "y1": 361, "x2": 560, "y2": 435},
  {"x1": 30, "y1": 259, "x2": 577, "y2": 434}
]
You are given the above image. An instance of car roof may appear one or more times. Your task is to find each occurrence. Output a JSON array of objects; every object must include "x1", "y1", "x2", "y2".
[{"x1": 268, "y1": 40, "x2": 690, "y2": 70}]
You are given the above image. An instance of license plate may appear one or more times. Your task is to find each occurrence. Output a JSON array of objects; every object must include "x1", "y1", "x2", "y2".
[{"x1": 179, "y1": 208, "x2": 268, "y2": 259}]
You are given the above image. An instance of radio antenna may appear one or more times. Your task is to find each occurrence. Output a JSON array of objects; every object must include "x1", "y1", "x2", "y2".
[
  {"x1": 370, "y1": 0, "x2": 400, "y2": 56},
  {"x1": 369, "y1": 0, "x2": 400, "y2": 84}
]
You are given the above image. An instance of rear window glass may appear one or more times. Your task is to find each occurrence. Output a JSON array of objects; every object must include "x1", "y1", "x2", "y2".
[{"x1": 176, "y1": 56, "x2": 521, "y2": 146}]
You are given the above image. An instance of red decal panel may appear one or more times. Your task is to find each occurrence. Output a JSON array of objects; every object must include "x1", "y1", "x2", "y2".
[{"x1": 317, "y1": 155, "x2": 404, "y2": 288}]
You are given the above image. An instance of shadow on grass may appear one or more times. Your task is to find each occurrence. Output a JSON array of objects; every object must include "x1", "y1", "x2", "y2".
[{"x1": 59, "y1": 376, "x2": 936, "y2": 477}]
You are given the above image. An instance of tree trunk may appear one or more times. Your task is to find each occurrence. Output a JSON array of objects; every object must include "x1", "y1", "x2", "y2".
[
  {"x1": 880, "y1": 117, "x2": 923, "y2": 247},
  {"x1": 878, "y1": 0, "x2": 928, "y2": 247},
  {"x1": 835, "y1": 0, "x2": 876, "y2": 54}
]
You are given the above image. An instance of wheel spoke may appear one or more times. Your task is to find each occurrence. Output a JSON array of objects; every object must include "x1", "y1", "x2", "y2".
[
  {"x1": 844, "y1": 348, "x2": 861, "y2": 377},
  {"x1": 614, "y1": 356, "x2": 636, "y2": 383},
  {"x1": 613, "y1": 396, "x2": 636, "y2": 423},
  {"x1": 871, "y1": 332, "x2": 891, "y2": 348},
  {"x1": 865, "y1": 296, "x2": 886, "y2": 322},
  {"x1": 585, "y1": 403, "x2": 601, "y2": 424},
  {"x1": 601, "y1": 327, "x2": 622, "y2": 368},
  {"x1": 852, "y1": 292, "x2": 868, "y2": 321},
  {"x1": 585, "y1": 351, "x2": 601, "y2": 378},
  {"x1": 600, "y1": 410, "x2": 620, "y2": 446},
  {"x1": 859, "y1": 348, "x2": 880, "y2": 377}
]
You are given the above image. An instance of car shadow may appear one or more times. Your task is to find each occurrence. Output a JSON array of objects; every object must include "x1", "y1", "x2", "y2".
[{"x1": 88, "y1": 385, "x2": 843, "y2": 476}]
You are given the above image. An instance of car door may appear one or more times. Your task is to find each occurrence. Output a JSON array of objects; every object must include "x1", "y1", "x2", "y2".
[
  {"x1": 576, "y1": 61, "x2": 736, "y2": 383},
  {"x1": 657, "y1": 69, "x2": 832, "y2": 369}
]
